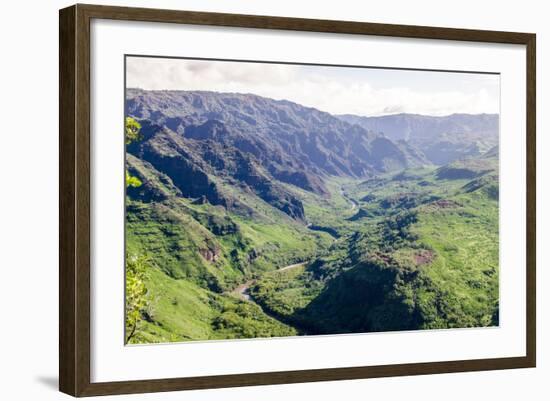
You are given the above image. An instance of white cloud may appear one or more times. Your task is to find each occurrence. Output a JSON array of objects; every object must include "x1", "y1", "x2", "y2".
[{"x1": 126, "y1": 57, "x2": 499, "y2": 117}]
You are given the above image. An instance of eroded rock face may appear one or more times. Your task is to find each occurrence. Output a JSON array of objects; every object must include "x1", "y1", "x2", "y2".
[
  {"x1": 126, "y1": 90, "x2": 497, "y2": 223},
  {"x1": 199, "y1": 247, "x2": 220, "y2": 263},
  {"x1": 413, "y1": 249, "x2": 435, "y2": 266},
  {"x1": 126, "y1": 90, "x2": 427, "y2": 198}
]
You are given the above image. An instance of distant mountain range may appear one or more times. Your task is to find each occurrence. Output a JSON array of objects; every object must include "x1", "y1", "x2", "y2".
[
  {"x1": 126, "y1": 89, "x2": 498, "y2": 220},
  {"x1": 338, "y1": 112, "x2": 499, "y2": 165}
]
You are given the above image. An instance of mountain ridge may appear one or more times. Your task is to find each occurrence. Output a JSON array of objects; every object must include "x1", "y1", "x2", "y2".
[
  {"x1": 338, "y1": 112, "x2": 499, "y2": 165},
  {"x1": 126, "y1": 89, "x2": 499, "y2": 221},
  {"x1": 126, "y1": 89, "x2": 430, "y2": 220}
]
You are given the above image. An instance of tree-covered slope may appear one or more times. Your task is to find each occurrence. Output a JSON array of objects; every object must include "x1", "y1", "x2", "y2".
[
  {"x1": 125, "y1": 138, "x2": 333, "y2": 343},
  {"x1": 251, "y1": 151, "x2": 499, "y2": 333}
]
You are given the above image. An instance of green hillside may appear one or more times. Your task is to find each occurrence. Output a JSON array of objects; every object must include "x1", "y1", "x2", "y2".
[
  {"x1": 250, "y1": 156, "x2": 499, "y2": 334},
  {"x1": 125, "y1": 160, "x2": 332, "y2": 343}
]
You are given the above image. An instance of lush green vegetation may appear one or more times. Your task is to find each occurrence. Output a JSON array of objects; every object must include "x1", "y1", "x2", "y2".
[
  {"x1": 125, "y1": 116, "x2": 150, "y2": 343},
  {"x1": 127, "y1": 156, "x2": 499, "y2": 342},
  {"x1": 129, "y1": 268, "x2": 296, "y2": 344},
  {"x1": 124, "y1": 106, "x2": 499, "y2": 343},
  {"x1": 250, "y1": 157, "x2": 499, "y2": 334},
  {"x1": 125, "y1": 191, "x2": 329, "y2": 343},
  {"x1": 125, "y1": 253, "x2": 150, "y2": 343},
  {"x1": 125, "y1": 120, "x2": 331, "y2": 342}
]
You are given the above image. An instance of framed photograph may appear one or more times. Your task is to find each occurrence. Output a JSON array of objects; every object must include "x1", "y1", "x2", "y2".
[{"x1": 59, "y1": 4, "x2": 536, "y2": 397}]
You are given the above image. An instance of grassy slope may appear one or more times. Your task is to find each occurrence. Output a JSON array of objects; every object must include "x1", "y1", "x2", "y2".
[
  {"x1": 412, "y1": 188, "x2": 499, "y2": 328},
  {"x1": 132, "y1": 268, "x2": 296, "y2": 344},
  {"x1": 126, "y1": 173, "x2": 331, "y2": 343}
]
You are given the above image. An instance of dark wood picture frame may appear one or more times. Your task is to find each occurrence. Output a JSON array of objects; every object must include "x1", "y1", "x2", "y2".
[{"x1": 59, "y1": 3, "x2": 536, "y2": 397}]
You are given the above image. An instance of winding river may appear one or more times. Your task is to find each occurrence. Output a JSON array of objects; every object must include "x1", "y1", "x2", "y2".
[
  {"x1": 340, "y1": 187, "x2": 358, "y2": 210},
  {"x1": 229, "y1": 260, "x2": 310, "y2": 334},
  {"x1": 231, "y1": 261, "x2": 308, "y2": 302},
  {"x1": 228, "y1": 187, "x2": 356, "y2": 330}
]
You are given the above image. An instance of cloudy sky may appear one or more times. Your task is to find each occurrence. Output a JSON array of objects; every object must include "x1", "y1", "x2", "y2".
[{"x1": 126, "y1": 56, "x2": 499, "y2": 117}]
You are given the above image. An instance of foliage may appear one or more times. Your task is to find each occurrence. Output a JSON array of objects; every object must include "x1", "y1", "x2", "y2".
[
  {"x1": 126, "y1": 170, "x2": 142, "y2": 188},
  {"x1": 124, "y1": 115, "x2": 151, "y2": 344},
  {"x1": 251, "y1": 160, "x2": 499, "y2": 335},
  {"x1": 125, "y1": 254, "x2": 150, "y2": 343},
  {"x1": 125, "y1": 116, "x2": 143, "y2": 189},
  {"x1": 125, "y1": 116, "x2": 142, "y2": 145}
]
